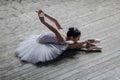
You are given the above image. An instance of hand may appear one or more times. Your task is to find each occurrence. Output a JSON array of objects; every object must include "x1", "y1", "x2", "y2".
[
  {"x1": 36, "y1": 10, "x2": 45, "y2": 17},
  {"x1": 36, "y1": 9, "x2": 44, "y2": 14}
]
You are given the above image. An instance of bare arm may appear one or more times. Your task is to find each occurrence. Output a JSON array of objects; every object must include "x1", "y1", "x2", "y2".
[
  {"x1": 68, "y1": 41, "x2": 87, "y2": 49},
  {"x1": 38, "y1": 13, "x2": 64, "y2": 42},
  {"x1": 44, "y1": 13, "x2": 63, "y2": 29}
]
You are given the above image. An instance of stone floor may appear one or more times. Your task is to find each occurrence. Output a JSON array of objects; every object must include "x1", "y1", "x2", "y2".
[{"x1": 0, "y1": 0, "x2": 120, "y2": 80}]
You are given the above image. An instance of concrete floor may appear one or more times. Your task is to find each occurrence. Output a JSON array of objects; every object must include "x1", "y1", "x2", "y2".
[{"x1": 0, "y1": 0, "x2": 120, "y2": 80}]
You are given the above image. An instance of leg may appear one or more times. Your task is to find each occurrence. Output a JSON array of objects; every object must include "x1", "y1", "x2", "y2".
[
  {"x1": 86, "y1": 42, "x2": 96, "y2": 48},
  {"x1": 86, "y1": 42, "x2": 102, "y2": 52}
]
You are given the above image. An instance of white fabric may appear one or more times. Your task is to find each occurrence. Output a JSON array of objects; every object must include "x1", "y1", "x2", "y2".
[
  {"x1": 16, "y1": 34, "x2": 68, "y2": 64},
  {"x1": 37, "y1": 32, "x2": 59, "y2": 44}
]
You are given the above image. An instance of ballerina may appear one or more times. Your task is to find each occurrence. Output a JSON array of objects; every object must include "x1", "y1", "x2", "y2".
[{"x1": 16, "y1": 10, "x2": 101, "y2": 64}]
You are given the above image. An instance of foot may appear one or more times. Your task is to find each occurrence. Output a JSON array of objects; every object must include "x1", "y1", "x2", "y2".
[
  {"x1": 87, "y1": 46, "x2": 102, "y2": 52},
  {"x1": 87, "y1": 39, "x2": 100, "y2": 43}
]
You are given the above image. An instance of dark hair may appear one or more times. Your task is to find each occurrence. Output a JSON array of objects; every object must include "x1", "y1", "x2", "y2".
[{"x1": 67, "y1": 27, "x2": 81, "y2": 38}]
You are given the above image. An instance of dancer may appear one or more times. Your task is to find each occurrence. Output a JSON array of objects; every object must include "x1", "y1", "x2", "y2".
[{"x1": 16, "y1": 10, "x2": 101, "y2": 64}]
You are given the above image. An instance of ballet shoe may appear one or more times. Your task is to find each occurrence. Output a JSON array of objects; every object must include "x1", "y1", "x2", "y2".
[
  {"x1": 87, "y1": 46, "x2": 102, "y2": 52},
  {"x1": 87, "y1": 39, "x2": 100, "y2": 43}
]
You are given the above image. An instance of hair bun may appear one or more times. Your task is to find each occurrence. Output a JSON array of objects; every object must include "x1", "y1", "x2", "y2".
[{"x1": 69, "y1": 27, "x2": 74, "y2": 31}]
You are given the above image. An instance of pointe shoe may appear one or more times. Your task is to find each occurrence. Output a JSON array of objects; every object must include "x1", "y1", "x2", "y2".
[
  {"x1": 87, "y1": 46, "x2": 102, "y2": 52},
  {"x1": 87, "y1": 39, "x2": 100, "y2": 43}
]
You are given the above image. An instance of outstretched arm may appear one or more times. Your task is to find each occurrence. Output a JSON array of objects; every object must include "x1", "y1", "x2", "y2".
[
  {"x1": 37, "y1": 11, "x2": 64, "y2": 42},
  {"x1": 44, "y1": 13, "x2": 63, "y2": 29},
  {"x1": 68, "y1": 41, "x2": 87, "y2": 49}
]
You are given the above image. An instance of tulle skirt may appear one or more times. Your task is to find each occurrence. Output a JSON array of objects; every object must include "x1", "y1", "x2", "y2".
[{"x1": 15, "y1": 34, "x2": 68, "y2": 64}]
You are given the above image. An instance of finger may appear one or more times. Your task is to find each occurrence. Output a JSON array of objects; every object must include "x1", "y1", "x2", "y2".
[
  {"x1": 36, "y1": 11, "x2": 39, "y2": 13},
  {"x1": 38, "y1": 11, "x2": 42, "y2": 14},
  {"x1": 36, "y1": 9, "x2": 42, "y2": 13}
]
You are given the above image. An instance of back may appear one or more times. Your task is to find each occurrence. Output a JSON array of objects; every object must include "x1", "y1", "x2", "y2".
[{"x1": 37, "y1": 32, "x2": 60, "y2": 44}]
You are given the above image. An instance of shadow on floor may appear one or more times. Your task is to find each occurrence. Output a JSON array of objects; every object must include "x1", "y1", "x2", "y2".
[{"x1": 34, "y1": 49, "x2": 101, "y2": 67}]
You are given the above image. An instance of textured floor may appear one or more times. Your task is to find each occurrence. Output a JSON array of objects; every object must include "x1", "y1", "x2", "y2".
[{"x1": 0, "y1": 0, "x2": 120, "y2": 80}]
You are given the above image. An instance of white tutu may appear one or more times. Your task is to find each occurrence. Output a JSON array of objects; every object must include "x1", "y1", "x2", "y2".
[{"x1": 16, "y1": 34, "x2": 68, "y2": 64}]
